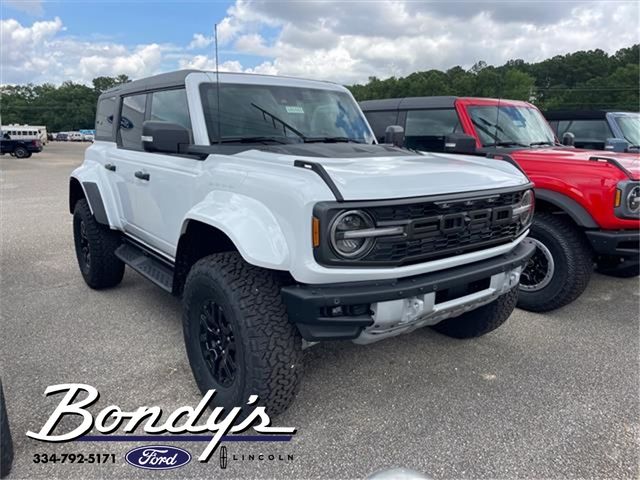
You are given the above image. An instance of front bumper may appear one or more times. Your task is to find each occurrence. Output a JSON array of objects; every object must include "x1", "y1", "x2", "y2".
[
  {"x1": 586, "y1": 230, "x2": 640, "y2": 258},
  {"x1": 282, "y1": 239, "x2": 535, "y2": 342}
]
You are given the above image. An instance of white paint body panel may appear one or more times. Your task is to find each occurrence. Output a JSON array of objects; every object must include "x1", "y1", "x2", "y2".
[{"x1": 72, "y1": 71, "x2": 531, "y2": 284}]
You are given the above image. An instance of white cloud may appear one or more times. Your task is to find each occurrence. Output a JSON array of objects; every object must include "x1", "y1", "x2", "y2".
[
  {"x1": 188, "y1": 33, "x2": 212, "y2": 50},
  {"x1": 0, "y1": 17, "x2": 165, "y2": 84},
  {"x1": 200, "y1": 0, "x2": 640, "y2": 83},
  {"x1": 1, "y1": 1, "x2": 638, "y2": 86}
]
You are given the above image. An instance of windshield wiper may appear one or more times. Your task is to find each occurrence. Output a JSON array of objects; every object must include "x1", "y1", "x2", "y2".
[
  {"x1": 303, "y1": 136, "x2": 364, "y2": 144},
  {"x1": 219, "y1": 136, "x2": 294, "y2": 145},
  {"x1": 484, "y1": 141, "x2": 530, "y2": 148},
  {"x1": 529, "y1": 141, "x2": 555, "y2": 147},
  {"x1": 251, "y1": 103, "x2": 307, "y2": 141}
]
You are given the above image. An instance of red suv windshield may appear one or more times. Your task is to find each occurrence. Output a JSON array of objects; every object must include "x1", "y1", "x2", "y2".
[{"x1": 469, "y1": 105, "x2": 556, "y2": 148}]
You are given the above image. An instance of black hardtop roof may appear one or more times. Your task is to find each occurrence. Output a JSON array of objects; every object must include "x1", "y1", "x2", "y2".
[
  {"x1": 98, "y1": 69, "x2": 345, "y2": 101},
  {"x1": 544, "y1": 110, "x2": 638, "y2": 120},
  {"x1": 359, "y1": 96, "x2": 457, "y2": 111},
  {"x1": 100, "y1": 70, "x2": 199, "y2": 99}
]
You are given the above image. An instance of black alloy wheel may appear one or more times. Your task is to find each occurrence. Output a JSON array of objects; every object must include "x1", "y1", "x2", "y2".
[{"x1": 199, "y1": 300, "x2": 237, "y2": 388}]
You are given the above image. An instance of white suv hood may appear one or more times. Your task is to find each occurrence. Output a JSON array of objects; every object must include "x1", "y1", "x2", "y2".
[{"x1": 235, "y1": 150, "x2": 529, "y2": 201}]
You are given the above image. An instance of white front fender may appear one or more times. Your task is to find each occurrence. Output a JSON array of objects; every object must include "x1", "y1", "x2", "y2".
[{"x1": 182, "y1": 191, "x2": 290, "y2": 270}]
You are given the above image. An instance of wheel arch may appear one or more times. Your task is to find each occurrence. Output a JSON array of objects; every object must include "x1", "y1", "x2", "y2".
[
  {"x1": 534, "y1": 188, "x2": 598, "y2": 229},
  {"x1": 174, "y1": 194, "x2": 291, "y2": 294},
  {"x1": 69, "y1": 177, "x2": 109, "y2": 225}
]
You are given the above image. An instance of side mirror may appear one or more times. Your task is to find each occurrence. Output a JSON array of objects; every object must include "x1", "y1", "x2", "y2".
[
  {"x1": 444, "y1": 133, "x2": 476, "y2": 154},
  {"x1": 142, "y1": 121, "x2": 190, "y2": 154},
  {"x1": 384, "y1": 125, "x2": 405, "y2": 148},
  {"x1": 604, "y1": 137, "x2": 630, "y2": 152},
  {"x1": 562, "y1": 132, "x2": 575, "y2": 147}
]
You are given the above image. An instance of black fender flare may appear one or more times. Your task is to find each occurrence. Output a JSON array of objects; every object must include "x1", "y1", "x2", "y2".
[
  {"x1": 534, "y1": 188, "x2": 598, "y2": 228},
  {"x1": 70, "y1": 179, "x2": 109, "y2": 225}
]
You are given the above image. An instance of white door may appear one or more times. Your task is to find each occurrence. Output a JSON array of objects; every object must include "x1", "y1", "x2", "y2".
[{"x1": 110, "y1": 89, "x2": 201, "y2": 256}]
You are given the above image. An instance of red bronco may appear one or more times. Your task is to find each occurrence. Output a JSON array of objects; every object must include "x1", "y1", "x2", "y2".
[{"x1": 361, "y1": 97, "x2": 640, "y2": 312}]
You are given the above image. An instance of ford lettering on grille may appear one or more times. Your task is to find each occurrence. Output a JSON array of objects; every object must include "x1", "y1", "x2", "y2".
[{"x1": 407, "y1": 206, "x2": 514, "y2": 239}]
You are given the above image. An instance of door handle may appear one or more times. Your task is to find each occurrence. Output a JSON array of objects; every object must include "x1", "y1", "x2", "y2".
[
  {"x1": 104, "y1": 163, "x2": 116, "y2": 172},
  {"x1": 134, "y1": 171, "x2": 150, "y2": 181}
]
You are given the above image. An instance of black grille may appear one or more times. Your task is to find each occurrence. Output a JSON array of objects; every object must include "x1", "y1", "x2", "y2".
[
  {"x1": 363, "y1": 191, "x2": 526, "y2": 266},
  {"x1": 369, "y1": 191, "x2": 523, "y2": 223}
]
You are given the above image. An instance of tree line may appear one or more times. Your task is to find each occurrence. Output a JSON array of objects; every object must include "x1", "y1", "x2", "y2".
[
  {"x1": 348, "y1": 45, "x2": 639, "y2": 111},
  {"x1": 0, "y1": 75, "x2": 130, "y2": 132},
  {"x1": 0, "y1": 46, "x2": 637, "y2": 132}
]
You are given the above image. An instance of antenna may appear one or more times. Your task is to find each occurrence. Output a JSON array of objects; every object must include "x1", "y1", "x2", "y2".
[{"x1": 214, "y1": 23, "x2": 222, "y2": 145}]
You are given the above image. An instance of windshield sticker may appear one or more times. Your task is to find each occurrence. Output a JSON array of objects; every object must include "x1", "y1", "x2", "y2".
[{"x1": 285, "y1": 106, "x2": 304, "y2": 114}]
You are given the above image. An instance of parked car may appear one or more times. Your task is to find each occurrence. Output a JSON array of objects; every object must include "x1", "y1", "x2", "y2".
[
  {"x1": 361, "y1": 97, "x2": 640, "y2": 312},
  {"x1": 545, "y1": 110, "x2": 639, "y2": 152},
  {"x1": 56, "y1": 133, "x2": 69, "y2": 141},
  {"x1": 69, "y1": 71, "x2": 535, "y2": 415},
  {"x1": 1, "y1": 134, "x2": 43, "y2": 158},
  {"x1": 68, "y1": 132, "x2": 84, "y2": 142}
]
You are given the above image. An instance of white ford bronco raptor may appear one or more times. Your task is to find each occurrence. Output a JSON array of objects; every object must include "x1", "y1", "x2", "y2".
[{"x1": 70, "y1": 70, "x2": 535, "y2": 414}]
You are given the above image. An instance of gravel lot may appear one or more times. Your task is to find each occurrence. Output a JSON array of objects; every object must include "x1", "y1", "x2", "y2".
[{"x1": 1, "y1": 142, "x2": 638, "y2": 479}]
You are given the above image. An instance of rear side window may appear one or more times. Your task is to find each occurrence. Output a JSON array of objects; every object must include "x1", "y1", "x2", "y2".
[
  {"x1": 405, "y1": 109, "x2": 461, "y2": 151},
  {"x1": 119, "y1": 94, "x2": 147, "y2": 151},
  {"x1": 96, "y1": 97, "x2": 116, "y2": 141},
  {"x1": 150, "y1": 89, "x2": 192, "y2": 136},
  {"x1": 364, "y1": 110, "x2": 399, "y2": 143}
]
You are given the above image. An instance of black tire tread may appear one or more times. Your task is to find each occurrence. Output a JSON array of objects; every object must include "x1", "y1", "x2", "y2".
[
  {"x1": 518, "y1": 212, "x2": 592, "y2": 312},
  {"x1": 73, "y1": 199, "x2": 124, "y2": 289},
  {"x1": 183, "y1": 252, "x2": 302, "y2": 415},
  {"x1": 431, "y1": 288, "x2": 518, "y2": 339},
  {"x1": 0, "y1": 382, "x2": 13, "y2": 479}
]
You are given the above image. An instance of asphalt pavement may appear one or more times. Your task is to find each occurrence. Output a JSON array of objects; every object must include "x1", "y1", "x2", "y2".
[{"x1": 1, "y1": 142, "x2": 638, "y2": 479}]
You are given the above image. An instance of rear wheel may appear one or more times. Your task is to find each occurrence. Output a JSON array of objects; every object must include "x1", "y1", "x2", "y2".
[
  {"x1": 73, "y1": 199, "x2": 124, "y2": 289},
  {"x1": 518, "y1": 213, "x2": 593, "y2": 312},
  {"x1": 14, "y1": 146, "x2": 29, "y2": 158},
  {"x1": 431, "y1": 288, "x2": 518, "y2": 339},
  {"x1": 182, "y1": 252, "x2": 303, "y2": 416}
]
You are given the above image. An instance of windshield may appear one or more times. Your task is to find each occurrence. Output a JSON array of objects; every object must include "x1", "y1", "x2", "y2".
[
  {"x1": 200, "y1": 83, "x2": 374, "y2": 144},
  {"x1": 614, "y1": 115, "x2": 640, "y2": 147},
  {"x1": 468, "y1": 105, "x2": 556, "y2": 147}
]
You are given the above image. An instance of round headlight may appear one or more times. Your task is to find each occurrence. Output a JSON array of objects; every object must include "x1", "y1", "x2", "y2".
[
  {"x1": 519, "y1": 189, "x2": 534, "y2": 225},
  {"x1": 627, "y1": 185, "x2": 640, "y2": 213},
  {"x1": 330, "y1": 210, "x2": 374, "y2": 258}
]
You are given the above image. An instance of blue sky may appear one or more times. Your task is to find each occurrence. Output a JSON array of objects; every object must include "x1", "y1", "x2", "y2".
[{"x1": 1, "y1": 0, "x2": 638, "y2": 85}]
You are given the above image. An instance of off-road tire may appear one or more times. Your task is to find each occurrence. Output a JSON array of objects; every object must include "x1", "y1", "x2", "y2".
[
  {"x1": 14, "y1": 146, "x2": 29, "y2": 158},
  {"x1": 183, "y1": 252, "x2": 303, "y2": 416},
  {"x1": 0, "y1": 381, "x2": 13, "y2": 479},
  {"x1": 431, "y1": 288, "x2": 518, "y2": 338},
  {"x1": 73, "y1": 199, "x2": 124, "y2": 289},
  {"x1": 596, "y1": 256, "x2": 640, "y2": 278},
  {"x1": 517, "y1": 213, "x2": 593, "y2": 312}
]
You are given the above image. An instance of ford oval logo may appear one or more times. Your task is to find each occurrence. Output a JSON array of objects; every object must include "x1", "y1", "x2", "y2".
[{"x1": 125, "y1": 445, "x2": 191, "y2": 470}]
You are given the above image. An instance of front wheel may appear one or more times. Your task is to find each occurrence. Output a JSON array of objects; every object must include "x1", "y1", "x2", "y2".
[
  {"x1": 431, "y1": 288, "x2": 518, "y2": 339},
  {"x1": 517, "y1": 213, "x2": 593, "y2": 312},
  {"x1": 182, "y1": 252, "x2": 303, "y2": 416}
]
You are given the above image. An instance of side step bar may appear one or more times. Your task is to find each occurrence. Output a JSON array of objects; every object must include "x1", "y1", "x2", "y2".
[{"x1": 115, "y1": 243, "x2": 174, "y2": 292}]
